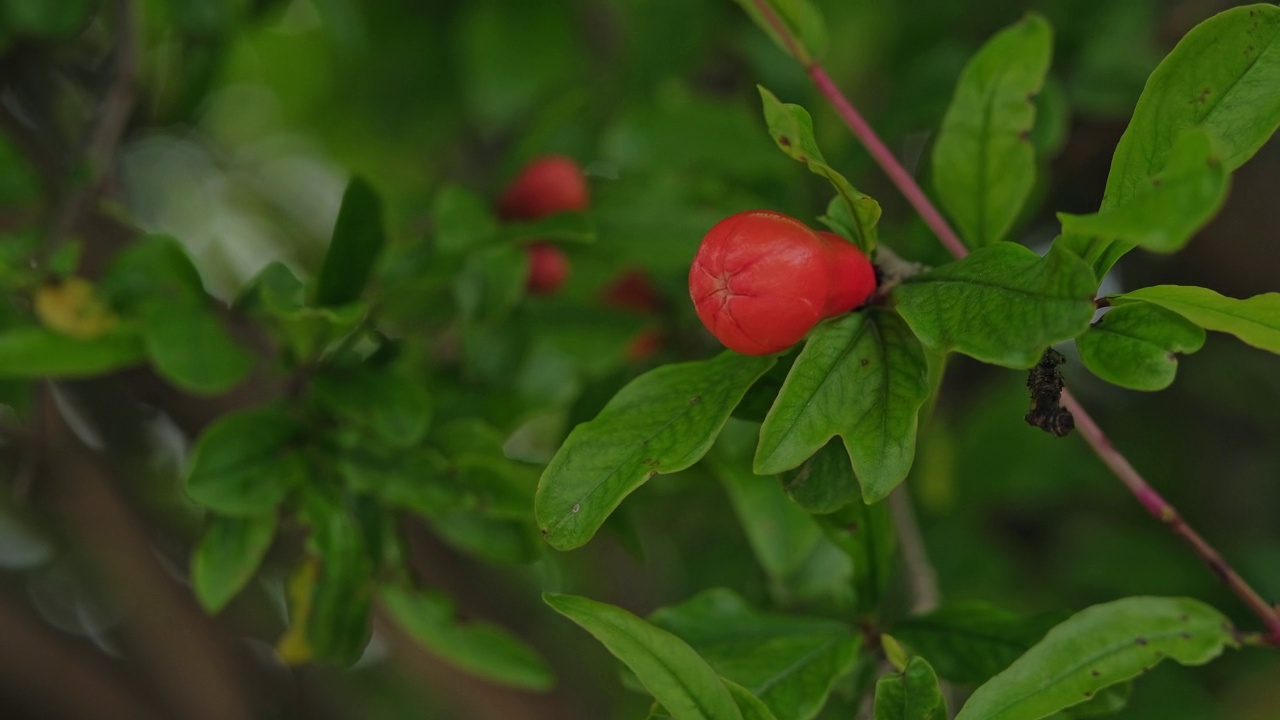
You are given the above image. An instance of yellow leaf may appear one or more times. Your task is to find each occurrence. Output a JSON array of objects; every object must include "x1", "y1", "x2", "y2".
[
  {"x1": 33, "y1": 277, "x2": 118, "y2": 339},
  {"x1": 275, "y1": 557, "x2": 319, "y2": 666}
]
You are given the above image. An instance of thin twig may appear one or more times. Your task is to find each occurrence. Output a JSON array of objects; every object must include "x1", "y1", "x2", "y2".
[
  {"x1": 747, "y1": 0, "x2": 1280, "y2": 643},
  {"x1": 888, "y1": 488, "x2": 940, "y2": 615}
]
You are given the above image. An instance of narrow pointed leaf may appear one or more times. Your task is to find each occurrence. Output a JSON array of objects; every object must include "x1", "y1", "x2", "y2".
[
  {"x1": 0, "y1": 326, "x2": 144, "y2": 378},
  {"x1": 650, "y1": 588, "x2": 860, "y2": 720},
  {"x1": 1110, "y1": 285, "x2": 1280, "y2": 354},
  {"x1": 536, "y1": 352, "x2": 774, "y2": 550},
  {"x1": 381, "y1": 587, "x2": 553, "y2": 690},
  {"x1": 724, "y1": 679, "x2": 780, "y2": 720},
  {"x1": 1058, "y1": 129, "x2": 1228, "y2": 255},
  {"x1": 755, "y1": 309, "x2": 929, "y2": 503},
  {"x1": 891, "y1": 243, "x2": 1096, "y2": 369},
  {"x1": 544, "y1": 593, "x2": 743, "y2": 720},
  {"x1": 955, "y1": 597, "x2": 1236, "y2": 720},
  {"x1": 191, "y1": 513, "x2": 277, "y2": 613},
  {"x1": 932, "y1": 13, "x2": 1053, "y2": 247},
  {"x1": 873, "y1": 656, "x2": 946, "y2": 720},
  {"x1": 1076, "y1": 303, "x2": 1205, "y2": 391},
  {"x1": 758, "y1": 86, "x2": 880, "y2": 252},
  {"x1": 316, "y1": 177, "x2": 386, "y2": 306}
]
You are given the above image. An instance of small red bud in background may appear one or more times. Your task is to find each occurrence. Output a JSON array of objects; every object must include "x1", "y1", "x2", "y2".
[
  {"x1": 688, "y1": 210, "x2": 831, "y2": 356},
  {"x1": 602, "y1": 269, "x2": 663, "y2": 313},
  {"x1": 625, "y1": 329, "x2": 664, "y2": 363},
  {"x1": 816, "y1": 231, "x2": 878, "y2": 318},
  {"x1": 498, "y1": 155, "x2": 589, "y2": 221},
  {"x1": 526, "y1": 243, "x2": 570, "y2": 294}
]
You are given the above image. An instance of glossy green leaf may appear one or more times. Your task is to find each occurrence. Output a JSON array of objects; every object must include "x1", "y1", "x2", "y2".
[
  {"x1": 932, "y1": 13, "x2": 1053, "y2": 247},
  {"x1": 191, "y1": 513, "x2": 277, "y2": 613},
  {"x1": 316, "y1": 177, "x2": 386, "y2": 307},
  {"x1": 758, "y1": 86, "x2": 880, "y2": 252},
  {"x1": 1064, "y1": 4, "x2": 1280, "y2": 277},
  {"x1": 535, "y1": 352, "x2": 774, "y2": 550},
  {"x1": 955, "y1": 597, "x2": 1236, "y2": 720},
  {"x1": 313, "y1": 367, "x2": 432, "y2": 447},
  {"x1": 381, "y1": 586, "x2": 553, "y2": 690},
  {"x1": 142, "y1": 302, "x2": 254, "y2": 395},
  {"x1": 816, "y1": 494, "x2": 894, "y2": 615},
  {"x1": 185, "y1": 407, "x2": 306, "y2": 515},
  {"x1": 544, "y1": 593, "x2": 744, "y2": 720},
  {"x1": 724, "y1": 679, "x2": 780, "y2": 720},
  {"x1": 454, "y1": 244, "x2": 529, "y2": 322},
  {"x1": 300, "y1": 492, "x2": 373, "y2": 666},
  {"x1": 783, "y1": 437, "x2": 860, "y2": 514},
  {"x1": 709, "y1": 420, "x2": 852, "y2": 605},
  {"x1": 733, "y1": 0, "x2": 827, "y2": 64},
  {"x1": 891, "y1": 243, "x2": 1096, "y2": 368},
  {"x1": 1076, "y1": 303, "x2": 1205, "y2": 391},
  {"x1": 1110, "y1": 285, "x2": 1280, "y2": 355},
  {"x1": 0, "y1": 326, "x2": 144, "y2": 378},
  {"x1": 755, "y1": 310, "x2": 929, "y2": 503},
  {"x1": 433, "y1": 184, "x2": 499, "y2": 255},
  {"x1": 1058, "y1": 129, "x2": 1228, "y2": 254},
  {"x1": 893, "y1": 602, "x2": 1065, "y2": 686},
  {"x1": 650, "y1": 588, "x2": 859, "y2": 720},
  {"x1": 873, "y1": 656, "x2": 946, "y2": 720}
]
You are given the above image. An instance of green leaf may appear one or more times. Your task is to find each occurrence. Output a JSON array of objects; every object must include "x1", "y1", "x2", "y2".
[
  {"x1": 300, "y1": 492, "x2": 373, "y2": 665},
  {"x1": 454, "y1": 244, "x2": 529, "y2": 322},
  {"x1": 499, "y1": 212, "x2": 596, "y2": 246},
  {"x1": 732, "y1": 0, "x2": 827, "y2": 64},
  {"x1": 724, "y1": 679, "x2": 780, "y2": 720},
  {"x1": 191, "y1": 513, "x2": 277, "y2": 613},
  {"x1": 955, "y1": 597, "x2": 1236, "y2": 720},
  {"x1": 544, "y1": 593, "x2": 744, "y2": 720},
  {"x1": 815, "y1": 495, "x2": 894, "y2": 615},
  {"x1": 755, "y1": 309, "x2": 929, "y2": 503},
  {"x1": 650, "y1": 588, "x2": 860, "y2": 720},
  {"x1": 433, "y1": 184, "x2": 499, "y2": 255},
  {"x1": 757, "y1": 86, "x2": 880, "y2": 252},
  {"x1": 1110, "y1": 285, "x2": 1280, "y2": 355},
  {"x1": 381, "y1": 586, "x2": 553, "y2": 691},
  {"x1": 932, "y1": 13, "x2": 1053, "y2": 247},
  {"x1": 1076, "y1": 304, "x2": 1205, "y2": 391},
  {"x1": 141, "y1": 302, "x2": 254, "y2": 395},
  {"x1": 891, "y1": 243, "x2": 1096, "y2": 369},
  {"x1": 892, "y1": 602, "x2": 1065, "y2": 686},
  {"x1": 431, "y1": 512, "x2": 542, "y2": 565},
  {"x1": 1064, "y1": 4, "x2": 1280, "y2": 277},
  {"x1": 313, "y1": 367, "x2": 432, "y2": 447},
  {"x1": 0, "y1": 326, "x2": 144, "y2": 378},
  {"x1": 185, "y1": 407, "x2": 307, "y2": 516},
  {"x1": 101, "y1": 234, "x2": 205, "y2": 309},
  {"x1": 709, "y1": 421, "x2": 852, "y2": 606},
  {"x1": 1058, "y1": 129, "x2": 1228, "y2": 254},
  {"x1": 873, "y1": 656, "x2": 947, "y2": 720},
  {"x1": 782, "y1": 437, "x2": 860, "y2": 515},
  {"x1": 316, "y1": 177, "x2": 386, "y2": 307},
  {"x1": 535, "y1": 351, "x2": 774, "y2": 551}
]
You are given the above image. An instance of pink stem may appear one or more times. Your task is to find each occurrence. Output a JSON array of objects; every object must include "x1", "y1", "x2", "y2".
[{"x1": 748, "y1": 0, "x2": 1280, "y2": 643}]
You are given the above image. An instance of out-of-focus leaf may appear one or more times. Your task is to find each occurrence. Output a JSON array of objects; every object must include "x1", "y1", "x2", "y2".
[
  {"x1": 191, "y1": 513, "x2": 277, "y2": 613},
  {"x1": 544, "y1": 593, "x2": 744, "y2": 720},
  {"x1": 185, "y1": 406, "x2": 306, "y2": 515},
  {"x1": 893, "y1": 602, "x2": 1065, "y2": 686},
  {"x1": 1076, "y1": 303, "x2": 1205, "y2": 391},
  {"x1": 816, "y1": 493, "x2": 894, "y2": 615},
  {"x1": 299, "y1": 492, "x2": 373, "y2": 666},
  {"x1": 535, "y1": 352, "x2": 774, "y2": 551},
  {"x1": 732, "y1": 0, "x2": 827, "y2": 64},
  {"x1": 433, "y1": 184, "x2": 499, "y2": 255},
  {"x1": 33, "y1": 277, "x2": 118, "y2": 339},
  {"x1": 454, "y1": 244, "x2": 529, "y2": 322},
  {"x1": 313, "y1": 366, "x2": 432, "y2": 447},
  {"x1": 142, "y1": 302, "x2": 254, "y2": 395},
  {"x1": 783, "y1": 438, "x2": 859, "y2": 515},
  {"x1": 932, "y1": 13, "x2": 1053, "y2": 247},
  {"x1": 650, "y1": 588, "x2": 860, "y2": 720},
  {"x1": 316, "y1": 177, "x2": 386, "y2": 307},
  {"x1": 873, "y1": 656, "x2": 946, "y2": 720},
  {"x1": 955, "y1": 597, "x2": 1236, "y2": 720},
  {"x1": 0, "y1": 326, "x2": 144, "y2": 378},
  {"x1": 381, "y1": 586, "x2": 553, "y2": 690}
]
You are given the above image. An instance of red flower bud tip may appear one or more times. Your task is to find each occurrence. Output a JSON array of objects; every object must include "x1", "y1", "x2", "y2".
[
  {"x1": 602, "y1": 269, "x2": 663, "y2": 313},
  {"x1": 816, "y1": 231, "x2": 878, "y2": 318},
  {"x1": 498, "y1": 155, "x2": 589, "y2": 221},
  {"x1": 688, "y1": 210, "x2": 831, "y2": 356},
  {"x1": 527, "y1": 243, "x2": 570, "y2": 295},
  {"x1": 625, "y1": 329, "x2": 664, "y2": 363}
]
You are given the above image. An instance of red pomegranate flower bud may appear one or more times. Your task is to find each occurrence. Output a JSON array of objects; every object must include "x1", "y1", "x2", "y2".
[
  {"x1": 602, "y1": 269, "x2": 663, "y2": 313},
  {"x1": 527, "y1": 243, "x2": 570, "y2": 294},
  {"x1": 688, "y1": 210, "x2": 832, "y2": 356},
  {"x1": 816, "y1": 231, "x2": 878, "y2": 318},
  {"x1": 498, "y1": 155, "x2": 589, "y2": 221}
]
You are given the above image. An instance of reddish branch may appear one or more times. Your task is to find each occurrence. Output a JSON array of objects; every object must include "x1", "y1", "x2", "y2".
[{"x1": 748, "y1": 0, "x2": 1280, "y2": 643}]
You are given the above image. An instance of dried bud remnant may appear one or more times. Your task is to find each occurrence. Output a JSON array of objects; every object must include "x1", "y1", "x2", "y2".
[{"x1": 1025, "y1": 348, "x2": 1075, "y2": 437}]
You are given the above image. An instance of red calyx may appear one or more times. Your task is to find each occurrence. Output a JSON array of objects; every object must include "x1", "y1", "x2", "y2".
[
  {"x1": 498, "y1": 155, "x2": 589, "y2": 221},
  {"x1": 688, "y1": 210, "x2": 832, "y2": 356},
  {"x1": 816, "y1": 231, "x2": 877, "y2": 318},
  {"x1": 527, "y1": 243, "x2": 570, "y2": 294}
]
